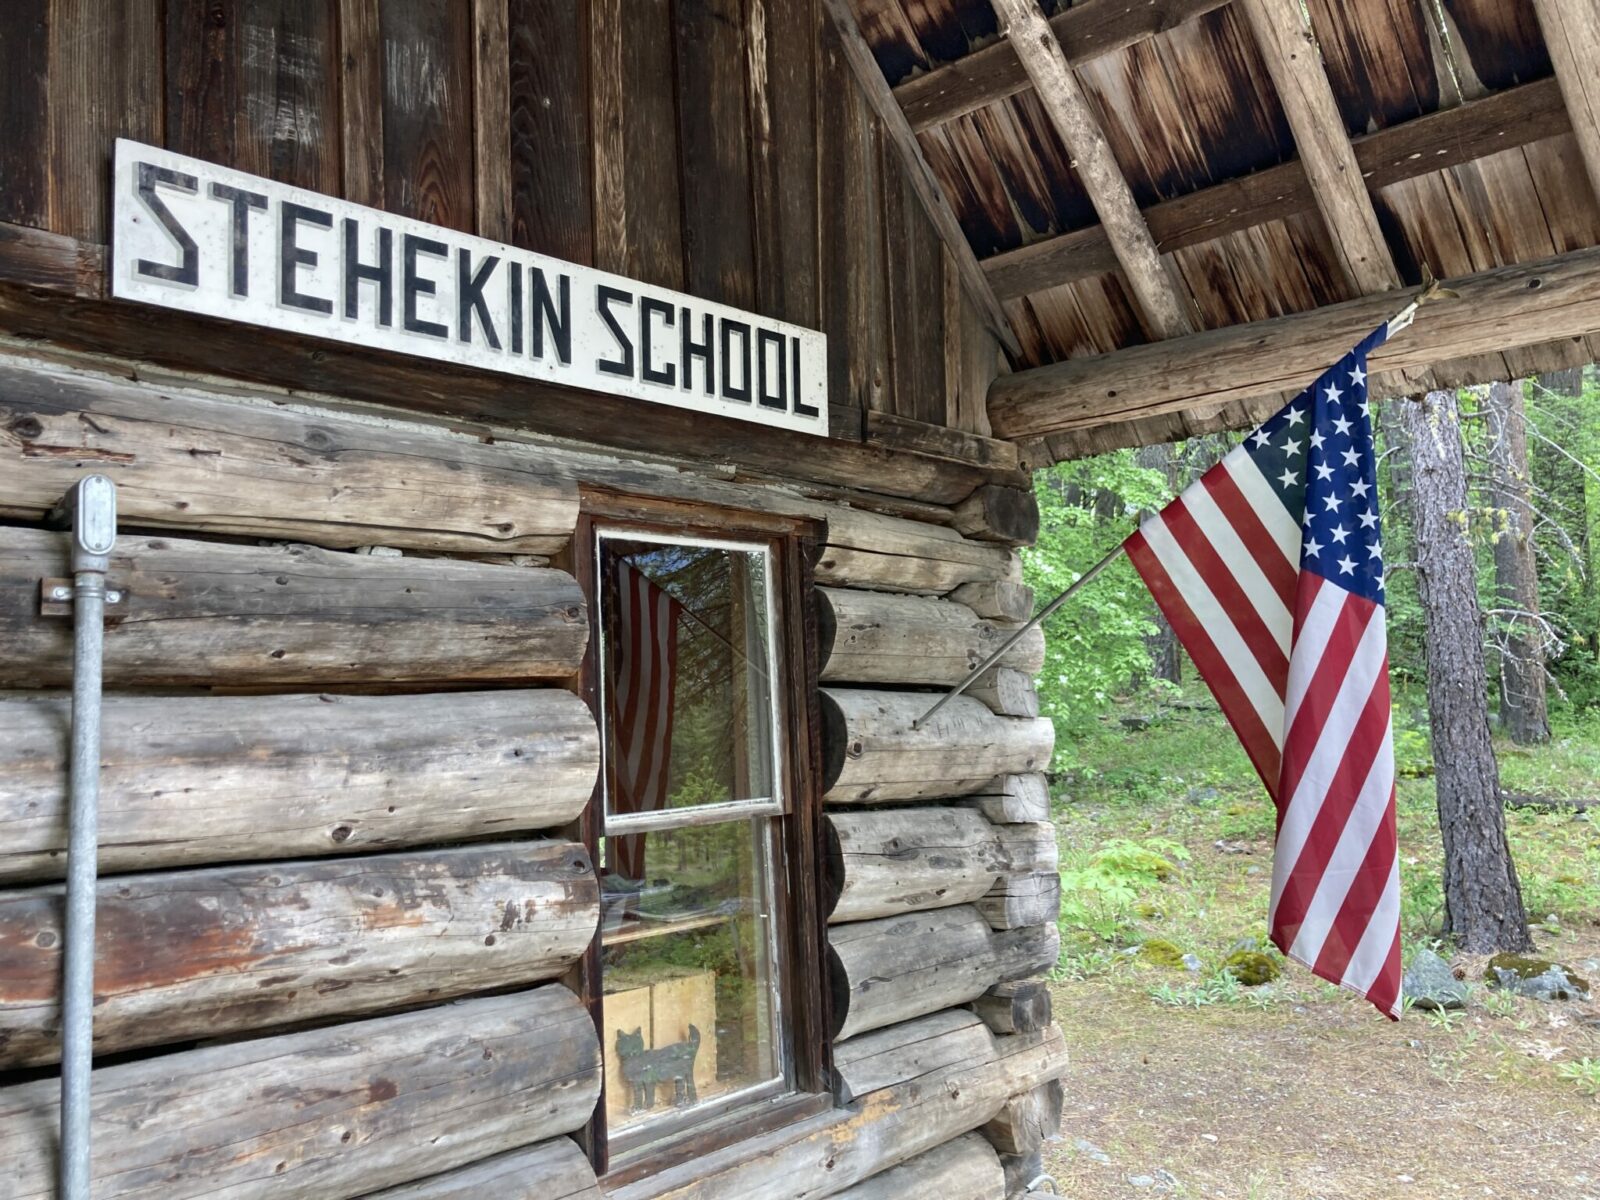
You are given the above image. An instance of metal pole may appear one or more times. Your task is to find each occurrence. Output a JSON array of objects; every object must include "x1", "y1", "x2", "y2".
[
  {"x1": 912, "y1": 541, "x2": 1126, "y2": 729},
  {"x1": 54, "y1": 475, "x2": 116, "y2": 1200}
]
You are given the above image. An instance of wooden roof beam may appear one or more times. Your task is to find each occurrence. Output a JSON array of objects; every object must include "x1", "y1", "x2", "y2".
[
  {"x1": 894, "y1": 0, "x2": 1232, "y2": 133},
  {"x1": 1531, "y1": 0, "x2": 1600, "y2": 208},
  {"x1": 1239, "y1": 0, "x2": 1402, "y2": 295},
  {"x1": 983, "y1": 78, "x2": 1569, "y2": 301},
  {"x1": 988, "y1": 245, "x2": 1600, "y2": 441},
  {"x1": 992, "y1": 0, "x2": 1197, "y2": 341},
  {"x1": 819, "y1": 0, "x2": 1022, "y2": 359}
]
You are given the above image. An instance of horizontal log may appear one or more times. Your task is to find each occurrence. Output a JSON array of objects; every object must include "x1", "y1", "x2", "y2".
[
  {"x1": 964, "y1": 774, "x2": 1050, "y2": 824},
  {"x1": 817, "y1": 589, "x2": 1044, "y2": 687},
  {"x1": 0, "y1": 842, "x2": 597, "y2": 1067},
  {"x1": 821, "y1": 689, "x2": 1055, "y2": 804},
  {"x1": 951, "y1": 485, "x2": 1039, "y2": 546},
  {"x1": 608, "y1": 1009, "x2": 1069, "y2": 1200},
  {"x1": 988, "y1": 246, "x2": 1600, "y2": 441},
  {"x1": 977, "y1": 872, "x2": 1063, "y2": 931},
  {"x1": 823, "y1": 807, "x2": 1004, "y2": 923},
  {"x1": 893, "y1": 0, "x2": 1231, "y2": 132},
  {"x1": 829, "y1": 906, "x2": 1061, "y2": 1041},
  {"x1": 356, "y1": 1138, "x2": 601, "y2": 1200},
  {"x1": 966, "y1": 666, "x2": 1039, "y2": 717},
  {"x1": 981, "y1": 1080, "x2": 1064, "y2": 1156},
  {"x1": 864, "y1": 410, "x2": 1021, "y2": 474},
  {"x1": 818, "y1": 507, "x2": 1017, "y2": 595},
  {"x1": 0, "y1": 689, "x2": 597, "y2": 882},
  {"x1": 0, "y1": 527, "x2": 587, "y2": 686},
  {"x1": 830, "y1": 1132, "x2": 1005, "y2": 1200},
  {"x1": 0, "y1": 987, "x2": 601, "y2": 1200},
  {"x1": 0, "y1": 354, "x2": 577, "y2": 553},
  {"x1": 971, "y1": 980, "x2": 1053, "y2": 1035},
  {"x1": 831, "y1": 1007, "x2": 993, "y2": 1104},
  {"x1": 983, "y1": 78, "x2": 1571, "y2": 301},
  {"x1": 949, "y1": 579, "x2": 1033, "y2": 623}
]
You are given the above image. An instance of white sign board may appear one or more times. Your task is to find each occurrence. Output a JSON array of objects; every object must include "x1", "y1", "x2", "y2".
[{"x1": 110, "y1": 140, "x2": 829, "y2": 436}]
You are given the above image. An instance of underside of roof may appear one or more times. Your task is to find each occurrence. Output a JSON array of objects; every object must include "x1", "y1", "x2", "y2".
[{"x1": 833, "y1": 0, "x2": 1600, "y2": 461}]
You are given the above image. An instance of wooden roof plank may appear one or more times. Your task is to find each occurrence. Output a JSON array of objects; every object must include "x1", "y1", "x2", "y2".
[
  {"x1": 894, "y1": 0, "x2": 1233, "y2": 133},
  {"x1": 1238, "y1": 0, "x2": 1402, "y2": 295},
  {"x1": 821, "y1": 0, "x2": 1024, "y2": 357},
  {"x1": 982, "y1": 76, "x2": 1569, "y2": 301},
  {"x1": 991, "y1": 0, "x2": 1197, "y2": 340}
]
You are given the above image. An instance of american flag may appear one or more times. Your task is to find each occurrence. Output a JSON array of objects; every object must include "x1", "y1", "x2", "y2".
[
  {"x1": 1123, "y1": 325, "x2": 1401, "y2": 1018},
  {"x1": 606, "y1": 557, "x2": 684, "y2": 881}
]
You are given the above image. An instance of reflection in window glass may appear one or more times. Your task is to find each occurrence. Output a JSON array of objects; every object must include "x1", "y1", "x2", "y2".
[
  {"x1": 601, "y1": 822, "x2": 781, "y2": 1132},
  {"x1": 599, "y1": 537, "x2": 777, "y2": 824},
  {"x1": 595, "y1": 529, "x2": 791, "y2": 1152}
]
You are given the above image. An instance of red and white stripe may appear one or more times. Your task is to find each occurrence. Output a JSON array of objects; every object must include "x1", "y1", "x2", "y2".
[
  {"x1": 607, "y1": 558, "x2": 683, "y2": 879},
  {"x1": 1125, "y1": 443, "x2": 1402, "y2": 1018}
]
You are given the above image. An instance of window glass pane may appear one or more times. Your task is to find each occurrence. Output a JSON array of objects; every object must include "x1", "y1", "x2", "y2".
[
  {"x1": 601, "y1": 820, "x2": 782, "y2": 1133},
  {"x1": 599, "y1": 535, "x2": 777, "y2": 824}
]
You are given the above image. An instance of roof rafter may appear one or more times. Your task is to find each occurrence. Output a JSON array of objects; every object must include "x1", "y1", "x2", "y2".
[
  {"x1": 1531, "y1": 0, "x2": 1600, "y2": 208},
  {"x1": 819, "y1": 0, "x2": 1022, "y2": 359},
  {"x1": 991, "y1": 0, "x2": 1197, "y2": 340},
  {"x1": 894, "y1": 0, "x2": 1232, "y2": 134},
  {"x1": 1237, "y1": 0, "x2": 1402, "y2": 295}
]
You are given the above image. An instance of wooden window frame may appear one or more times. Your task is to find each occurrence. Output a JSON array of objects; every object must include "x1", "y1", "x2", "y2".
[{"x1": 566, "y1": 489, "x2": 833, "y2": 1184}]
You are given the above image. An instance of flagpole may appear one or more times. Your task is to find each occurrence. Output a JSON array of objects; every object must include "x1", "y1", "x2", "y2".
[
  {"x1": 909, "y1": 284, "x2": 1449, "y2": 733},
  {"x1": 911, "y1": 542, "x2": 1126, "y2": 729}
]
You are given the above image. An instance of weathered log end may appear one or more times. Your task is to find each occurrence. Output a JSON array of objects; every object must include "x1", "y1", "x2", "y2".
[
  {"x1": 972, "y1": 979, "x2": 1054, "y2": 1035},
  {"x1": 953, "y1": 485, "x2": 1041, "y2": 546}
]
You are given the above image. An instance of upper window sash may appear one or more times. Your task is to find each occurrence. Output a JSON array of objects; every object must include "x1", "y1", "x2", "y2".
[{"x1": 594, "y1": 527, "x2": 787, "y2": 833}]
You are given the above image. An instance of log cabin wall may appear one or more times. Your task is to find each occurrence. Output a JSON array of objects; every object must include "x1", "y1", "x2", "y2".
[{"x1": 0, "y1": 3, "x2": 1064, "y2": 1198}]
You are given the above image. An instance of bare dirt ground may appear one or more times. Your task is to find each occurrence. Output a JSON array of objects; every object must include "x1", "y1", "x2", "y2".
[{"x1": 1044, "y1": 935, "x2": 1600, "y2": 1200}]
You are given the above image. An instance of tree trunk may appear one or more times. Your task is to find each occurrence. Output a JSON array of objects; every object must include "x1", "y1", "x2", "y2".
[
  {"x1": 1486, "y1": 381, "x2": 1550, "y2": 744},
  {"x1": 1135, "y1": 442, "x2": 1181, "y2": 683},
  {"x1": 1397, "y1": 392, "x2": 1533, "y2": 953}
]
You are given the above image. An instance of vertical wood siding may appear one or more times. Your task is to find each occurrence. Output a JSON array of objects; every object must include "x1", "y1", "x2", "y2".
[{"x1": 0, "y1": 0, "x2": 1001, "y2": 434}]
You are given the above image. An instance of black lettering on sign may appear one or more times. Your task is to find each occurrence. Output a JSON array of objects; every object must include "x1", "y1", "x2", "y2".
[
  {"x1": 756, "y1": 330, "x2": 787, "y2": 411},
  {"x1": 596, "y1": 285, "x2": 635, "y2": 378},
  {"x1": 720, "y1": 319, "x2": 752, "y2": 404},
  {"x1": 457, "y1": 250, "x2": 502, "y2": 349},
  {"x1": 403, "y1": 234, "x2": 450, "y2": 339},
  {"x1": 793, "y1": 338, "x2": 820, "y2": 420},
  {"x1": 343, "y1": 220, "x2": 394, "y2": 326},
  {"x1": 134, "y1": 163, "x2": 200, "y2": 286},
  {"x1": 280, "y1": 202, "x2": 334, "y2": 314},
  {"x1": 209, "y1": 182, "x2": 267, "y2": 298},
  {"x1": 530, "y1": 268, "x2": 572, "y2": 364},
  {"x1": 508, "y1": 264, "x2": 524, "y2": 355},
  {"x1": 640, "y1": 297, "x2": 676, "y2": 386},
  {"x1": 681, "y1": 309, "x2": 715, "y2": 395}
]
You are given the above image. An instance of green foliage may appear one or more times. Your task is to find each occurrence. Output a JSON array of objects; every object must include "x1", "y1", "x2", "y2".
[
  {"x1": 1057, "y1": 837, "x2": 1190, "y2": 945},
  {"x1": 1023, "y1": 452, "x2": 1174, "y2": 763},
  {"x1": 1557, "y1": 1057, "x2": 1600, "y2": 1097},
  {"x1": 1137, "y1": 938, "x2": 1188, "y2": 968}
]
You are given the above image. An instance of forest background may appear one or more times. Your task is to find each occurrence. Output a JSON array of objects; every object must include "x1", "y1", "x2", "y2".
[{"x1": 1029, "y1": 373, "x2": 1600, "y2": 1196}]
